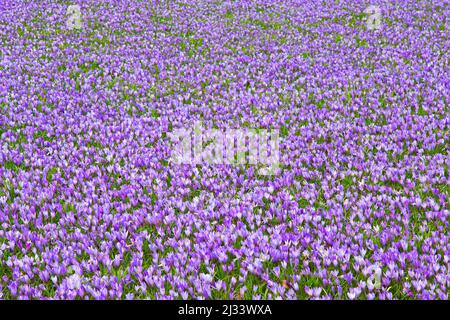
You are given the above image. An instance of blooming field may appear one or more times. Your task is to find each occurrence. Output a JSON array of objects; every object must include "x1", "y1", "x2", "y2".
[{"x1": 0, "y1": 0, "x2": 449, "y2": 300}]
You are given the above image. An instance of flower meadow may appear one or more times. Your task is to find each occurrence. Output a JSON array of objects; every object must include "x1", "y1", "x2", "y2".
[{"x1": 0, "y1": 0, "x2": 449, "y2": 300}]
